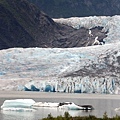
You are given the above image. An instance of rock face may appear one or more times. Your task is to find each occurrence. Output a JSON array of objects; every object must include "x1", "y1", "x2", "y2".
[
  {"x1": 28, "y1": 0, "x2": 120, "y2": 18},
  {"x1": 0, "y1": 0, "x2": 107, "y2": 49},
  {"x1": 0, "y1": 3, "x2": 34, "y2": 49}
]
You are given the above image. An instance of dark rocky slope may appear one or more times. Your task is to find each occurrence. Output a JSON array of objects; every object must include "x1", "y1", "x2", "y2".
[
  {"x1": 0, "y1": 0, "x2": 107, "y2": 50},
  {"x1": 29, "y1": 0, "x2": 120, "y2": 18}
]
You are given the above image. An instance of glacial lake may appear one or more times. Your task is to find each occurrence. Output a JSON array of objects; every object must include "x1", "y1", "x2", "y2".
[{"x1": 0, "y1": 92, "x2": 120, "y2": 120}]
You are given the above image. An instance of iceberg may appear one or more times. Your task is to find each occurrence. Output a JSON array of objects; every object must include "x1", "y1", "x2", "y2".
[
  {"x1": 58, "y1": 102, "x2": 84, "y2": 110},
  {"x1": 32, "y1": 102, "x2": 94, "y2": 110},
  {"x1": 115, "y1": 107, "x2": 120, "y2": 111},
  {"x1": 1, "y1": 99, "x2": 36, "y2": 112},
  {"x1": 1, "y1": 99, "x2": 93, "y2": 111},
  {"x1": 33, "y1": 102, "x2": 59, "y2": 107},
  {"x1": 58, "y1": 102, "x2": 93, "y2": 110}
]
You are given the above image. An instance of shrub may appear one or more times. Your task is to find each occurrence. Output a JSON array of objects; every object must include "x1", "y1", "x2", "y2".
[{"x1": 41, "y1": 112, "x2": 120, "y2": 120}]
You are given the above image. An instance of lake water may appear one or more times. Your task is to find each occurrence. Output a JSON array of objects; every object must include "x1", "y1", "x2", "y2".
[{"x1": 0, "y1": 92, "x2": 120, "y2": 120}]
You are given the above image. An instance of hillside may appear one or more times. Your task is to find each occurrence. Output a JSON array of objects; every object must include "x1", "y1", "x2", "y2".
[
  {"x1": 0, "y1": 0, "x2": 63, "y2": 49},
  {"x1": 28, "y1": 0, "x2": 120, "y2": 18},
  {"x1": 0, "y1": 0, "x2": 107, "y2": 50}
]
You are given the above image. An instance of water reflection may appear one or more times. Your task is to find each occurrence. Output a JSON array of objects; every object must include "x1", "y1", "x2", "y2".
[
  {"x1": 1, "y1": 110, "x2": 36, "y2": 120},
  {"x1": 0, "y1": 107, "x2": 94, "y2": 120},
  {"x1": 0, "y1": 97, "x2": 120, "y2": 120}
]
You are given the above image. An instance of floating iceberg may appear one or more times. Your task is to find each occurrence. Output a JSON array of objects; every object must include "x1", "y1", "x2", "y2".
[
  {"x1": 1, "y1": 99, "x2": 94, "y2": 111},
  {"x1": 1, "y1": 99, "x2": 36, "y2": 112},
  {"x1": 33, "y1": 102, "x2": 59, "y2": 108},
  {"x1": 58, "y1": 102, "x2": 93, "y2": 110},
  {"x1": 32, "y1": 102, "x2": 93, "y2": 110},
  {"x1": 58, "y1": 102, "x2": 84, "y2": 110}
]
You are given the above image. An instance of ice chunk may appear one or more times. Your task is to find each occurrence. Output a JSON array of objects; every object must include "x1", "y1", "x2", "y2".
[
  {"x1": 58, "y1": 102, "x2": 84, "y2": 110},
  {"x1": 33, "y1": 102, "x2": 59, "y2": 107},
  {"x1": 1, "y1": 99, "x2": 36, "y2": 111},
  {"x1": 32, "y1": 101, "x2": 93, "y2": 110}
]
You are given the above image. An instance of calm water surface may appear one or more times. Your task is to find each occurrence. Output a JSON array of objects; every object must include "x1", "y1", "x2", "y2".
[{"x1": 0, "y1": 93, "x2": 120, "y2": 120}]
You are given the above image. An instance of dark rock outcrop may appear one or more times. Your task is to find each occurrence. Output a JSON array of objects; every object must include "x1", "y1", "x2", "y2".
[
  {"x1": 28, "y1": 0, "x2": 120, "y2": 18},
  {"x1": 0, "y1": 4, "x2": 35, "y2": 49}
]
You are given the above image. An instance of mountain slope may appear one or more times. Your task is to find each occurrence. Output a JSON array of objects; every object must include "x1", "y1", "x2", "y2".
[
  {"x1": 0, "y1": 0, "x2": 107, "y2": 49},
  {"x1": 0, "y1": 0, "x2": 59, "y2": 49},
  {"x1": 28, "y1": 0, "x2": 120, "y2": 18},
  {"x1": 0, "y1": 3, "x2": 35, "y2": 49}
]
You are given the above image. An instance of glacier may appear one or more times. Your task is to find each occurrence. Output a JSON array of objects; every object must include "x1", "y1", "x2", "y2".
[
  {"x1": 0, "y1": 16, "x2": 120, "y2": 94},
  {"x1": 54, "y1": 15, "x2": 120, "y2": 44}
]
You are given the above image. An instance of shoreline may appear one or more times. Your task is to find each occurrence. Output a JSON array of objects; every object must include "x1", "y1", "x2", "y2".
[{"x1": 0, "y1": 91, "x2": 120, "y2": 99}]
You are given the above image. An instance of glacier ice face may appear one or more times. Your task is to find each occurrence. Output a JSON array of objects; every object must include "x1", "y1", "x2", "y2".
[
  {"x1": 23, "y1": 76, "x2": 119, "y2": 94},
  {"x1": 0, "y1": 43, "x2": 120, "y2": 94},
  {"x1": 54, "y1": 15, "x2": 120, "y2": 44}
]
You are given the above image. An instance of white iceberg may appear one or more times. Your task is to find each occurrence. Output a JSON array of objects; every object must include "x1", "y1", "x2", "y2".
[
  {"x1": 32, "y1": 101, "x2": 93, "y2": 110},
  {"x1": 58, "y1": 102, "x2": 94, "y2": 110},
  {"x1": 1, "y1": 99, "x2": 94, "y2": 111},
  {"x1": 58, "y1": 102, "x2": 84, "y2": 110},
  {"x1": 1, "y1": 99, "x2": 36, "y2": 112},
  {"x1": 33, "y1": 102, "x2": 59, "y2": 107}
]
